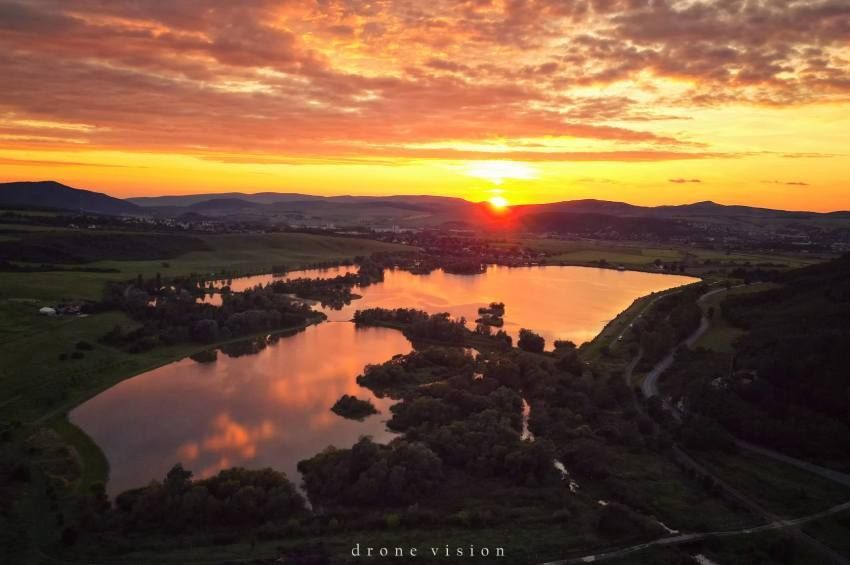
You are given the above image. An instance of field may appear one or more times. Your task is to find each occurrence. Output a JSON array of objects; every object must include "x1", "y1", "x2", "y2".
[
  {"x1": 0, "y1": 229, "x2": 411, "y2": 301},
  {"x1": 514, "y1": 238, "x2": 827, "y2": 274},
  {"x1": 694, "y1": 283, "x2": 779, "y2": 352}
]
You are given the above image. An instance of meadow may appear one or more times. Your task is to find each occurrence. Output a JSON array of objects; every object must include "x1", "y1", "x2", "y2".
[
  {"x1": 513, "y1": 237, "x2": 825, "y2": 274},
  {"x1": 0, "y1": 228, "x2": 410, "y2": 301}
]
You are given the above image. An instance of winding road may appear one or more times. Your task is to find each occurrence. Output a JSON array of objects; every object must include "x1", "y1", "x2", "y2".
[
  {"x1": 640, "y1": 285, "x2": 729, "y2": 402},
  {"x1": 639, "y1": 283, "x2": 850, "y2": 489},
  {"x1": 541, "y1": 283, "x2": 850, "y2": 565}
]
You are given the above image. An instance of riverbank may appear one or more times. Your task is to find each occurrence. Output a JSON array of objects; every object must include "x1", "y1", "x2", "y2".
[{"x1": 2, "y1": 260, "x2": 694, "y2": 491}]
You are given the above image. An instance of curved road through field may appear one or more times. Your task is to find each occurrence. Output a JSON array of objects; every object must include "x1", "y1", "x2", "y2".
[
  {"x1": 640, "y1": 283, "x2": 850, "y2": 489},
  {"x1": 542, "y1": 283, "x2": 850, "y2": 565},
  {"x1": 640, "y1": 285, "x2": 730, "y2": 402}
]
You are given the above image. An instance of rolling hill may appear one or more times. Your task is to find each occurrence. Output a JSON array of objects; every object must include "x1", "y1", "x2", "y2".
[{"x1": 0, "y1": 181, "x2": 141, "y2": 215}]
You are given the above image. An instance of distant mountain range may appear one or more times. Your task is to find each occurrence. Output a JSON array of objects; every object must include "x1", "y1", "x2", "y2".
[
  {"x1": 2, "y1": 181, "x2": 848, "y2": 231},
  {"x1": 513, "y1": 199, "x2": 850, "y2": 220},
  {"x1": 128, "y1": 192, "x2": 319, "y2": 207},
  {"x1": 127, "y1": 192, "x2": 473, "y2": 208},
  {"x1": 129, "y1": 190, "x2": 850, "y2": 221}
]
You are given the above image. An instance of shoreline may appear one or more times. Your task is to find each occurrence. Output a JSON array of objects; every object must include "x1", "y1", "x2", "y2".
[{"x1": 53, "y1": 261, "x2": 701, "y2": 497}]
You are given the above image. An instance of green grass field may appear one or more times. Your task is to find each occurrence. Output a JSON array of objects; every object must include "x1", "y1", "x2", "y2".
[
  {"x1": 695, "y1": 283, "x2": 778, "y2": 353},
  {"x1": 513, "y1": 238, "x2": 826, "y2": 272},
  {"x1": 0, "y1": 231, "x2": 410, "y2": 301}
]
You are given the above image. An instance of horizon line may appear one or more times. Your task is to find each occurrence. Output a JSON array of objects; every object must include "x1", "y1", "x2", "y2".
[{"x1": 2, "y1": 179, "x2": 850, "y2": 215}]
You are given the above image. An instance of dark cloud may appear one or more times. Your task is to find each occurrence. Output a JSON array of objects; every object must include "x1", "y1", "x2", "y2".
[
  {"x1": 669, "y1": 178, "x2": 702, "y2": 183},
  {"x1": 761, "y1": 180, "x2": 811, "y2": 186}
]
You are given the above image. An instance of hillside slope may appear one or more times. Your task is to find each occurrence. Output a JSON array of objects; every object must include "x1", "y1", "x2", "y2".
[{"x1": 0, "y1": 181, "x2": 141, "y2": 215}]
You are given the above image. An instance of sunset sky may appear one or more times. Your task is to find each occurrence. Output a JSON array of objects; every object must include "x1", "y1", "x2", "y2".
[{"x1": 0, "y1": 0, "x2": 848, "y2": 210}]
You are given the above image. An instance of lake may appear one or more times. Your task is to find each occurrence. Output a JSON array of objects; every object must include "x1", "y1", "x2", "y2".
[
  {"x1": 71, "y1": 265, "x2": 697, "y2": 495},
  {"x1": 200, "y1": 264, "x2": 360, "y2": 305}
]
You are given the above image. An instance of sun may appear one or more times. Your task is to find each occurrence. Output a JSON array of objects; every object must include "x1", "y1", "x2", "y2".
[{"x1": 489, "y1": 195, "x2": 509, "y2": 209}]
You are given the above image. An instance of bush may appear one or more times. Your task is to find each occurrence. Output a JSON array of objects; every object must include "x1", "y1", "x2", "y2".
[
  {"x1": 189, "y1": 349, "x2": 218, "y2": 363},
  {"x1": 518, "y1": 329, "x2": 545, "y2": 353},
  {"x1": 331, "y1": 395, "x2": 378, "y2": 420}
]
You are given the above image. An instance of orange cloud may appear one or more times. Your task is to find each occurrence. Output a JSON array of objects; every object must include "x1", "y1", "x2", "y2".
[
  {"x1": 201, "y1": 412, "x2": 278, "y2": 460},
  {"x1": 0, "y1": 1, "x2": 847, "y2": 207}
]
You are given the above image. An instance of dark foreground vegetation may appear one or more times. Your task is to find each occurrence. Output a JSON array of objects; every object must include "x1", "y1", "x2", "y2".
[
  {"x1": 635, "y1": 283, "x2": 705, "y2": 371},
  {"x1": 663, "y1": 254, "x2": 850, "y2": 470},
  {"x1": 0, "y1": 230, "x2": 210, "y2": 264},
  {"x1": 103, "y1": 465, "x2": 305, "y2": 536}
]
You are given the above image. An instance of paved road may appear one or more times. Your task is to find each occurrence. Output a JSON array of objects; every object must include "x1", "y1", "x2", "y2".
[
  {"x1": 613, "y1": 288, "x2": 686, "y2": 344},
  {"x1": 541, "y1": 501, "x2": 850, "y2": 565},
  {"x1": 638, "y1": 283, "x2": 850, "y2": 490},
  {"x1": 553, "y1": 283, "x2": 850, "y2": 565},
  {"x1": 640, "y1": 286, "x2": 728, "y2": 401}
]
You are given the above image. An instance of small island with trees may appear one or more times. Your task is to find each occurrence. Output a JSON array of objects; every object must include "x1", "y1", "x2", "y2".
[{"x1": 330, "y1": 394, "x2": 379, "y2": 420}]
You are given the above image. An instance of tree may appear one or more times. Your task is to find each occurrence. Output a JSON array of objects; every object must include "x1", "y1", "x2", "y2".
[
  {"x1": 164, "y1": 463, "x2": 193, "y2": 495},
  {"x1": 518, "y1": 329, "x2": 545, "y2": 353},
  {"x1": 190, "y1": 319, "x2": 219, "y2": 343}
]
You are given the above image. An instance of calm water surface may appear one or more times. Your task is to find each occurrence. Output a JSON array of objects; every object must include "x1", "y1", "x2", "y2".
[
  {"x1": 321, "y1": 266, "x2": 697, "y2": 346},
  {"x1": 73, "y1": 324, "x2": 410, "y2": 495},
  {"x1": 71, "y1": 266, "x2": 697, "y2": 495},
  {"x1": 201, "y1": 265, "x2": 360, "y2": 305}
]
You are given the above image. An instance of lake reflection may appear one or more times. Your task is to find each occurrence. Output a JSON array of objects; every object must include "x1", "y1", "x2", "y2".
[
  {"x1": 71, "y1": 324, "x2": 411, "y2": 495},
  {"x1": 324, "y1": 266, "x2": 698, "y2": 347},
  {"x1": 200, "y1": 265, "x2": 360, "y2": 306},
  {"x1": 72, "y1": 265, "x2": 697, "y2": 496}
]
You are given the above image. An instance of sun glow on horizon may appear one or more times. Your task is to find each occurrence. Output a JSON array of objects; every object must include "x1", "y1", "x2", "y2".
[{"x1": 489, "y1": 195, "x2": 509, "y2": 209}]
